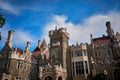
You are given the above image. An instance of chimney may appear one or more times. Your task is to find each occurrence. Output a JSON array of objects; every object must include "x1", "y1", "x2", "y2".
[
  {"x1": 106, "y1": 21, "x2": 111, "y2": 29},
  {"x1": 106, "y1": 21, "x2": 114, "y2": 38},
  {"x1": 7, "y1": 30, "x2": 14, "y2": 48},
  {"x1": 25, "y1": 42, "x2": 31, "y2": 52},
  {"x1": 38, "y1": 40, "x2": 41, "y2": 48},
  {"x1": 90, "y1": 34, "x2": 93, "y2": 40},
  {"x1": 90, "y1": 34, "x2": 93, "y2": 43}
]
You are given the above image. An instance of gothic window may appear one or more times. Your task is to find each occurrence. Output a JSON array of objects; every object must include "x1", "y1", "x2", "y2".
[
  {"x1": 17, "y1": 61, "x2": 23, "y2": 69},
  {"x1": 73, "y1": 51, "x2": 82, "y2": 57},
  {"x1": 20, "y1": 63, "x2": 23, "y2": 69},
  {"x1": 106, "y1": 50, "x2": 111, "y2": 58},
  {"x1": 72, "y1": 62, "x2": 75, "y2": 75},
  {"x1": 15, "y1": 76, "x2": 22, "y2": 80},
  {"x1": 75, "y1": 61, "x2": 84, "y2": 75},
  {"x1": 82, "y1": 50, "x2": 87, "y2": 56},
  {"x1": 17, "y1": 61, "x2": 20, "y2": 69},
  {"x1": 85, "y1": 61, "x2": 88, "y2": 74},
  {"x1": 95, "y1": 51, "x2": 97, "y2": 57}
]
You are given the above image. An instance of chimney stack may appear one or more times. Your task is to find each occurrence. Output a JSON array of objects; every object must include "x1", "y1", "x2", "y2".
[
  {"x1": 106, "y1": 21, "x2": 114, "y2": 38},
  {"x1": 106, "y1": 21, "x2": 111, "y2": 29},
  {"x1": 7, "y1": 30, "x2": 14, "y2": 48},
  {"x1": 38, "y1": 40, "x2": 41, "y2": 48},
  {"x1": 26, "y1": 42, "x2": 31, "y2": 52}
]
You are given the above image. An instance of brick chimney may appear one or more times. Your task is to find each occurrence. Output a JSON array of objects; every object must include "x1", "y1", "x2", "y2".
[
  {"x1": 25, "y1": 42, "x2": 31, "y2": 52},
  {"x1": 6, "y1": 30, "x2": 14, "y2": 48}
]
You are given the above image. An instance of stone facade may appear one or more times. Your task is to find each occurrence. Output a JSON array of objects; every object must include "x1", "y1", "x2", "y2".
[
  {"x1": 0, "y1": 30, "x2": 35, "y2": 80},
  {"x1": 68, "y1": 43, "x2": 90, "y2": 80},
  {"x1": 89, "y1": 21, "x2": 120, "y2": 80},
  {"x1": 0, "y1": 21, "x2": 120, "y2": 80}
]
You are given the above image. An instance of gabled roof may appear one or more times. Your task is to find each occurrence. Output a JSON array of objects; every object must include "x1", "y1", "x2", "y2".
[
  {"x1": 33, "y1": 51, "x2": 41, "y2": 56},
  {"x1": 13, "y1": 48, "x2": 23, "y2": 54},
  {"x1": 33, "y1": 47, "x2": 41, "y2": 52},
  {"x1": 93, "y1": 36, "x2": 111, "y2": 46},
  {"x1": 93, "y1": 36, "x2": 111, "y2": 41},
  {"x1": 41, "y1": 38, "x2": 47, "y2": 48}
]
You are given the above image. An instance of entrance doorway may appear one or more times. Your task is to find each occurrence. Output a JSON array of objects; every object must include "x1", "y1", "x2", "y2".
[
  {"x1": 45, "y1": 76, "x2": 53, "y2": 80},
  {"x1": 58, "y1": 76, "x2": 62, "y2": 80}
]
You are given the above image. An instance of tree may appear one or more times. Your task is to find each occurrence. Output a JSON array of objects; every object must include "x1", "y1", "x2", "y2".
[{"x1": 0, "y1": 14, "x2": 6, "y2": 40}]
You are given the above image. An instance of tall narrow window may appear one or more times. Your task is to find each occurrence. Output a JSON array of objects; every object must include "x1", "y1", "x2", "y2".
[
  {"x1": 106, "y1": 50, "x2": 111, "y2": 58},
  {"x1": 75, "y1": 61, "x2": 84, "y2": 75},
  {"x1": 85, "y1": 61, "x2": 88, "y2": 74},
  {"x1": 72, "y1": 62, "x2": 75, "y2": 75},
  {"x1": 17, "y1": 61, "x2": 20, "y2": 69}
]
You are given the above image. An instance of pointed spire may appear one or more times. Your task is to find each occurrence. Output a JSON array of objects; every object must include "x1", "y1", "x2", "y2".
[{"x1": 41, "y1": 38, "x2": 47, "y2": 49}]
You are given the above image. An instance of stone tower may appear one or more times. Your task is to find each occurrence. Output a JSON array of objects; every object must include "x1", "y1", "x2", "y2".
[
  {"x1": 106, "y1": 21, "x2": 114, "y2": 38},
  {"x1": 6, "y1": 30, "x2": 14, "y2": 48},
  {"x1": 49, "y1": 27, "x2": 69, "y2": 69}
]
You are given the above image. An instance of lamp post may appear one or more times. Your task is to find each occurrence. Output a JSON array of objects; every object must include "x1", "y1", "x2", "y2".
[{"x1": 0, "y1": 14, "x2": 5, "y2": 40}]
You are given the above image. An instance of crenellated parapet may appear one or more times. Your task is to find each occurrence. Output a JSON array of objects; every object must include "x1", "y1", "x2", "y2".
[{"x1": 49, "y1": 27, "x2": 69, "y2": 38}]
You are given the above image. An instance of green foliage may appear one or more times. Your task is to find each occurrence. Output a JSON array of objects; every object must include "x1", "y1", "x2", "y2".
[
  {"x1": 0, "y1": 14, "x2": 5, "y2": 41},
  {"x1": 0, "y1": 14, "x2": 5, "y2": 28}
]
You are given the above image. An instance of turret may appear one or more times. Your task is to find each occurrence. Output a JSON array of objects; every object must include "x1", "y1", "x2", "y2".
[
  {"x1": 6, "y1": 30, "x2": 14, "y2": 48},
  {"x1": 106, "y1": 21, "x2": 114, "y2": 38}
]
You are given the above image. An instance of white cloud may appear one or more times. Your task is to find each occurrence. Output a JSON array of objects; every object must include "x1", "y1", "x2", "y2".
[
  {"x1": 44, "y1": 11, "x2": 120, "y2": 45},
  {"x1": 0, "y1": 0, "x2": 20, "y2": 15},
  {"x1": 0, "y1": 26, "x2": 38, "y2": 50},
  {"x1": 13, "y1": 30, "x2": 37, "y2": 46},
  {"x1": 0, "y1": 11, "x2": 120, "y2": 50}
]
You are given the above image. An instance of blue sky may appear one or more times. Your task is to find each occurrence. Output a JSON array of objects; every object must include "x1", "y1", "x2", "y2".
[{"x1": 0, "y1": 0, "x2": 120, "y2": 51}]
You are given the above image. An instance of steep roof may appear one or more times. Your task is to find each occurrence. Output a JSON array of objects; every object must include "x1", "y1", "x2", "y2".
[
  {"x1": 33, "y1": 47, "x2": 41, "y2": 52},
  {"x1": 33, "y1": 50, "x2": 41, "y2": 56},
  {"x1": 93, "y1": 36, "x2": 111, "y2": 46},
  {"x1": 41, "y1": 38, "x2": 47, "y2": 48},
  {"x1": 13, "y1": 48, "x2": 23, "y2": 54}
]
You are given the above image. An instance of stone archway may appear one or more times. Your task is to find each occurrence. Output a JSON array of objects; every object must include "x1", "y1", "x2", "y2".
[
  {"x1": 44, "y1": 76, "x2": 53, "y2": 80},
  {"x1": 58, "y1": 76, "x2": 62, "y2": 80}
]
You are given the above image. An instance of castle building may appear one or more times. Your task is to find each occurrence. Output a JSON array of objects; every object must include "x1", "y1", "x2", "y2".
[
  {"x1": 0, "y1": 21, "x2": 120, "y2": 80},
  {"x1": 0, "y1": 30, "x2": 35, "y2": 80},
  {"x1": 68, "y1": 43, "x2": 90, "y2": 80},
  {"x1": 89, "y1": 21, "x2": 120, "y2": 80}
]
